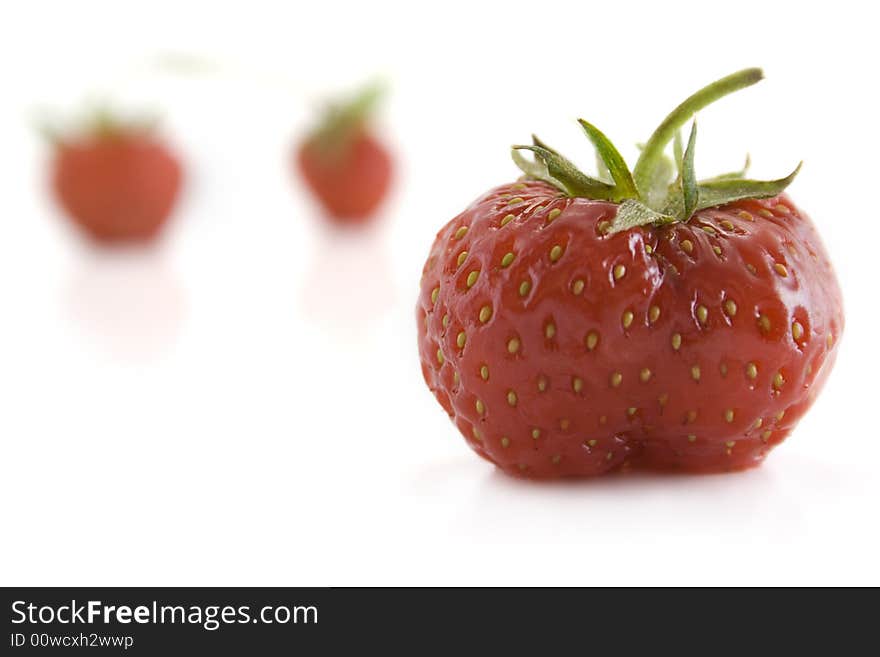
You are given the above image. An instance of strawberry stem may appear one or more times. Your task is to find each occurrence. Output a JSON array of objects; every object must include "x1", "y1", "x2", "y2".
[{"x1": 633, "y1": 68, "x2": 763, "y2": 194}]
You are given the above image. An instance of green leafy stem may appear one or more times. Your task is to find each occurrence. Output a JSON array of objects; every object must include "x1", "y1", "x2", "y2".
[
  {"x1": 511, "y1": 68, "x2": 801, "y2": 234},
  {"x1": 311, "y1": 81, "x2": 385, "y2": 151}
]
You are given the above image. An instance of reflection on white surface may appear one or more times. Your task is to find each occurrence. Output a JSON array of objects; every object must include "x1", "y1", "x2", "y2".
[
  {"x1": 300, "y1": 221, "x2": 394, "y2": 341},
  {"x1": 64, "y1": 246, "x2": 186, "y2": 360},
  {"x1": 465, "y1": 464, "x2": 797, "y2": 538}
]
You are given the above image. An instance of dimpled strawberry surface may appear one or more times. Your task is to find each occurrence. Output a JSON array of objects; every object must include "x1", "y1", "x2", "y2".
[{"x1": 416, "y1": 69, "x2": 843, "y2": 478}]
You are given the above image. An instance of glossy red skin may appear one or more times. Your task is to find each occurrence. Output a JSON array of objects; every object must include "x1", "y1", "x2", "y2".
[
  {"x1": 52, "y1": 132, "x2": 182, "y2": 243},
  {"x1": 297, "y1": 131, "x2": 392, "y2": 224},
  {"x1": 417, "y1": 181, "x2": 843, "y2": 478}
]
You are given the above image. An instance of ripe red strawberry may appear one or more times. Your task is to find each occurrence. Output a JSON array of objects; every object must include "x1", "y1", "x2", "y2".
[
  {"x1": 417, "y1": 69, "x2": 843, "y2": 478},
  {"x1": 51, "y1": 112, "x2": 183, "y2": 243},
  {"x1": 296, "y1": 85, "x2": 393, "y2": 223}
]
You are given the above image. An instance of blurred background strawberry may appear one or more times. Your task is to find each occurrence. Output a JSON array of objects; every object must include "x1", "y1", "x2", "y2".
[
  {"x1": 47, "y1": 108, "x2": 183, "y2": 243},
  {"x1": 296, "y1": 84, "x2": 393, "y2": 224}
]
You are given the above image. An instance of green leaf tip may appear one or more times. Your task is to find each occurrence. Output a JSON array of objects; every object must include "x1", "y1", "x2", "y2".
[
  {"x1": 511, "y1": 144, "x2": 615, "y2": 199},
  {"x1": 681, "y1": 121, "x2": 698, "y2": 220},
  {"x1": 531, "y1": 134, "x2": 560, "y2": 155},
  {"x1": 511, "y1": 67, "x2": 800, "y2": 231},
  {"x1": 577, "y1": 119, "x2": 637, "y2": 200},
  {"x1": 695, "y1": 161, "x2": 802, "y2": 212}
]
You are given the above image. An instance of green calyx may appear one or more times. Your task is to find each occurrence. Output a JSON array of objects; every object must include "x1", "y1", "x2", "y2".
[
  {"x1": 309, "y1": 82, "x2": 384, "y2": 153},
  {"x1": 37, "y1": 105, "x2": 159, "y2": 146},
  {"x1": 86, "y1": 106, "x2": 158, "y2": 139},
  {"x1": 511, "y1": 68, "x2": 801, "y2": 233}
]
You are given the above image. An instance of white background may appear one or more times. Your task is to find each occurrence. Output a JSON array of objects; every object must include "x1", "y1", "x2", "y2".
[{"x1": 1, "y1": 0, "x2": 877, "y2": 586}]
